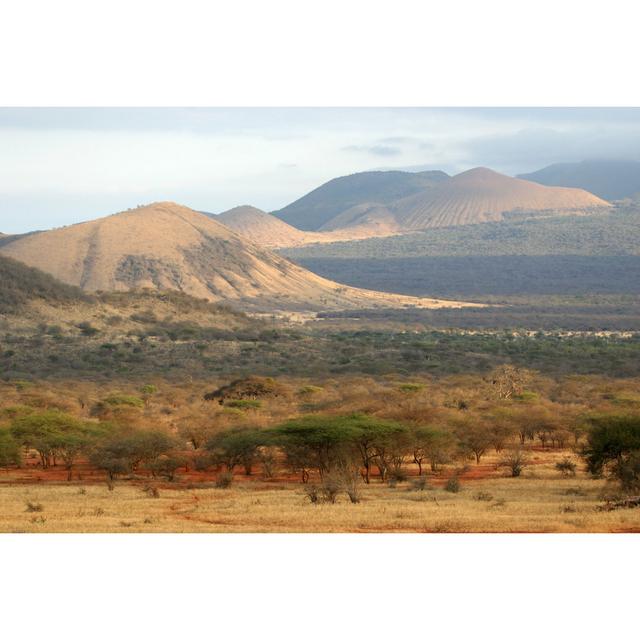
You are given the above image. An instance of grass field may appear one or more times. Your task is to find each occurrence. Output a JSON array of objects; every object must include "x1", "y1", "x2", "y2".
[{"x1": 2, "y1": 450, "x2": 638, "y2": 533}]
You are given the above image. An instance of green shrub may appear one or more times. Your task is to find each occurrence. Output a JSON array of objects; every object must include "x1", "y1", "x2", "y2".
[
  {"x1": 555, "y1": 458, "x2": 577, "y2": 477},
  {"x1": 409, "y1": 476, "x2": 429, "y2": 491},
  {"x1": 583, "y1": 414, "x2": 640, "y2": 491},
  {"x1": 298, "y1": 385, "x2": 324, "y2": 395},
  {"x1": 225, "y1": 399, "x2": 262, "y2": 410},
  {"x1": 0, "y1": 430, "x2": 21, "y2": 468},
  {"x1": 397, "y1": 383, "x2": 425, "y2": 393},
  {"x1": 140, "y1": 384, "x2": 158, "y2": 396},
  {"x1": 445, "y1": 477, "x2": 461, "y2": 493},
  {"x1": 103, "y1": 394, "x2": 145, "y2": 408},
  {"x1": 76, "y1": 321, "x2": 99, "y2": 337}
]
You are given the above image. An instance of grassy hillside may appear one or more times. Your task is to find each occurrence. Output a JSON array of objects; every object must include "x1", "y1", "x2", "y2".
[
  {"x1": 0, "y1": 254, "x2": 89, "y2": 312},
  {"x1": 272, "y1": 170, "x2": 449, "y2": 230}
]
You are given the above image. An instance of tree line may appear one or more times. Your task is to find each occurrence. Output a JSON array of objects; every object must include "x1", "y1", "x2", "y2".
[{"x1": 2, "y1": 404, "x2": 640, "y2": 496}]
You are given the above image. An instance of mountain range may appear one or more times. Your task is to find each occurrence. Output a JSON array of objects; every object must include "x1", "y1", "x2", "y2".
[
  {"x1": 0, "y1": 202, "x2": 470, "y2": 312},
  {"x1": 0, "y1": 162, "x2": 624, "y2": 316},
  {"x1": 216, "y1": 167, "x2": 608, "y2": 248}
]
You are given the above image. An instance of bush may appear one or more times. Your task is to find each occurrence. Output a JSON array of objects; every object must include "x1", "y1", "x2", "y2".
[
  {"x1": 103, "y1": 394, "x2": 145, "y2": 408},
  {"x1": 76, "y1": 321, "x2": 99, "y2": 337},
  {"x1": 397, "y1": 383, "x2": 425, "y2": 393},
  {"x1": 445, "y1": 477, "x2": 461, "y2": 493},
  {"x1": 0, "y1": 430, "x2": 21, "y2": 468},
  {"x1": 340, "y1": 469, "x2": 361, "y2": 504},
  {"x1": 320, "y1": 476, "x2": 341, "y2": 503},
  {"x1": 555, "y1": 458, "x2": 577, "y2": 477},
  {"x1": 142, "y1": 484, "x2": 160, "y2": 498},
  {"x1": 147, "y1": 454, "x2": 185, "y2": 481},
  {"x1": 409, "y1": 476, "x2": 429, "y2": 491},
  {"x1": 225, "y1": 399, "x2": 262, "y2": 410},
  {"x1": 215, "y1": 471, "x2": 234, "y2": 488},
  {"x1": 298, "y1": 385, "x2": 323, "y2": 396},
  {"x1": 474, "y1": 491, "x2": 494, "y2": 501},
  {"x1": 304, "y1": 485, "x2": 320, "y2": 504},
  {"x1": 388, "y1": 469, "x2": 408, "y2": 484},
  {"x1": 499, "y1": 449, "x2": 528, "y2": 477},
  {"x1": 140, "y1": 384, "x2": 158, "y2": 396},
  {"x1": 582, "y1": 414, "x2": 640, "y2": 491}
]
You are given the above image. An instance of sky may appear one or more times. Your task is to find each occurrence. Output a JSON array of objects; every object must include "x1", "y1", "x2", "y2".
[{"x1": 1, "y1": 107, "x2": 640, "y2": 234}]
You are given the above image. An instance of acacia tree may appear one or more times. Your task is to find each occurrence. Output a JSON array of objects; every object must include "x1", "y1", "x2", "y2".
[
  {"x1": 10, "y1": 410, "x2": 102, "y2": 477},
  {"x1": 582, "y1": 414, "x2": 640, "y2": 492},
  {"x1": 348, "y1": 416, "x2": 408, "y2": 483},
  {"x1": 0, "y1": 430, "x2": 21, "y2": 469},
  {"x1": 90, "y1": 427, "x2": 176, "y2": 487},
  {"x1": 53, "y1": 422, "x2": 106, "y2": 480},
  {"x1": 271, "y1": 414, "x2": 409, "y2": 484},
  {"x1": 511, "y1": 405, "x2": 552, "y2": 445},
  {"x1": 411, "y1": 426, "x2": 456, "y2": 475},
  {"x1": 147, "y1": 454, "x2": 187, "y2": 481},
  {"x1": 485, "y1": 407, "x2": 518, "y2": 452},
  {"x1": 206, "y1": 428, "x2": 266, "y2": 475},
  {"x1": 454, "y1": 419, "x2": 493, "y2": 465},
  {"x1": 270, "y1": 415, "x2": 361, "y2": 481}
]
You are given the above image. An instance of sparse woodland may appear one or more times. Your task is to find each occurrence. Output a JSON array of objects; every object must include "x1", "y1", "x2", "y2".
[{"x1": 2, "y1": 367, "x2": 640, "y2": 532}]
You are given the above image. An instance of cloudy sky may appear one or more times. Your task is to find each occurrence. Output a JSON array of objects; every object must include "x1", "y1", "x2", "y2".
[{"x1": 1, "y1": 107, "x2": 639, "y2": 234}]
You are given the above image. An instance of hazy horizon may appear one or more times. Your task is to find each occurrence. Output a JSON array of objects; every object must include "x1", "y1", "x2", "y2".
[{"x1": 1, "y1": 107, "x2": 640, "y2": 234}]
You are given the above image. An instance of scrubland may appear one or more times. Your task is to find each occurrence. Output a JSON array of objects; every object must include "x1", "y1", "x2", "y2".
[{"x1": 2, "y1": 369, "x2": 640, "y2": 533}]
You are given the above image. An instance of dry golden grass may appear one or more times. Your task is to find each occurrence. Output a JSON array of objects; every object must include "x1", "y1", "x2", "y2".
[{"x1": 2, "y1": 451, "x2": 639, "y2": 533}]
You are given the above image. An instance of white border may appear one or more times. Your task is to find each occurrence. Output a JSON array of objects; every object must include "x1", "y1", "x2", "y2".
[
  {"x1": 2, "y1": 1, "x2": 639, "y2": 638},
  {"x1": 1, "y1": 534, "x2": 638, "y2": 639},
  {"x1": 1, "y1": 0, "x2": 640, "y2": 106}
]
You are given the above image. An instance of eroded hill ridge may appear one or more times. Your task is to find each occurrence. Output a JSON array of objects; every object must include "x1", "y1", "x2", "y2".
[{"x1": 0, "y1": 202, "x2": 474, "y2": 312}]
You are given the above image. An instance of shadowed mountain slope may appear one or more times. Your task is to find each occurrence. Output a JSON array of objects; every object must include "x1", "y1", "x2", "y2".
[{"x1": 0, "y1": 254, "x2": 89, "y2": 313}]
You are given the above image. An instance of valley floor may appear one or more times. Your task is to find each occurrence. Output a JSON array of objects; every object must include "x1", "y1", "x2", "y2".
[{"x1": 1, "y1": 449, "x2": 637, "y2": 533}]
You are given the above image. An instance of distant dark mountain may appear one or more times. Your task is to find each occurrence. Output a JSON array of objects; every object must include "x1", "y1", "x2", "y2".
[
  {"x1": 0, "y1": 254, "x2": 89, "y2": 313},
  {"x1": 518, "y1": 160, "x2": 640, "y2": 201},
  {"x1": 272, "y1": 170, "x2": 450, "y2": 230}
]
